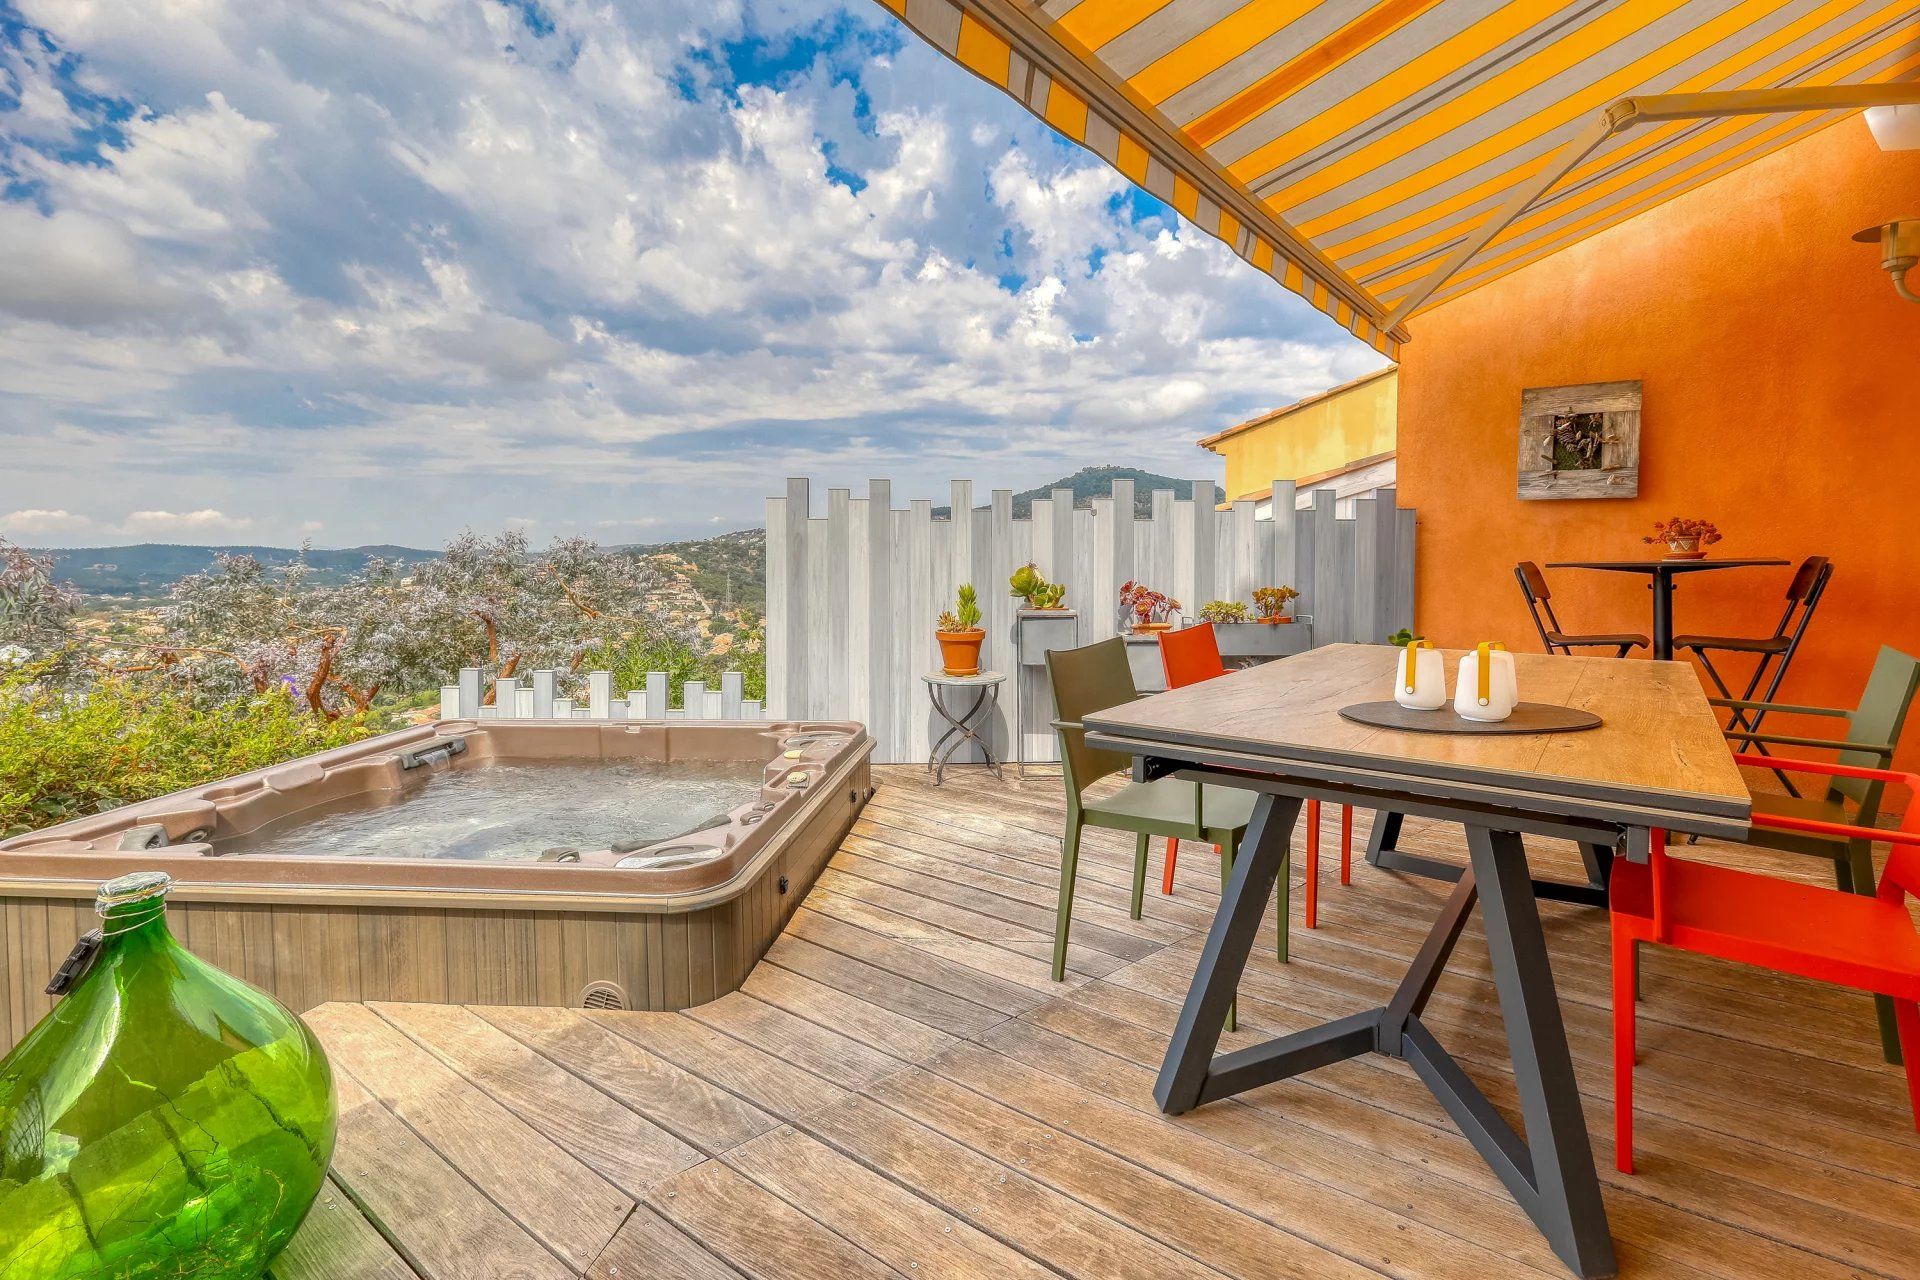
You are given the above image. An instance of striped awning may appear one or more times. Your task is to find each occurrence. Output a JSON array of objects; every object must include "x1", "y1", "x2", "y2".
[{"x1": 878, "y1": 1, "x2": 1920, "y2": 355}]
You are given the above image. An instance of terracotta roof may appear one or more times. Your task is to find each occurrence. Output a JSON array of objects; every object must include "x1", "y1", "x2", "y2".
[{"x1": 1198, "y1": 365, "x2": 1396, "y2": 452}]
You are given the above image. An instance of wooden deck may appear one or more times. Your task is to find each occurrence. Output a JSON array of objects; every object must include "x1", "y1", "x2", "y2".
[{"x1": 274, "y1": 765, "x2": 1920, "y2": 1279}]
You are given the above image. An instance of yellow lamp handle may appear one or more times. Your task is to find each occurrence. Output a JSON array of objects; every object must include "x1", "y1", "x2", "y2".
[
  {"x1": 1476, "y1": 641, "x2": 1507, "y2": 706},
  {"x1": 1402, "y1": 639, "x2": 1431, "y2": 692}
]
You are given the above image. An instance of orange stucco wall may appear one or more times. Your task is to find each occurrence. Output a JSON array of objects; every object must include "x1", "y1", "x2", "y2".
[{"x1": 1398, "y1": 120, "x2": 1920, "y2": 739}]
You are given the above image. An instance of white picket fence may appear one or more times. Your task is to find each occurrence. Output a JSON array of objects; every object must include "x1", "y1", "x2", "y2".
[
  {"x1": 439, "y1": 668, "x2": 763, "y2": 721},
  {"x1": 765, "y1": 476, "x2": 1416, "y2": 765}
]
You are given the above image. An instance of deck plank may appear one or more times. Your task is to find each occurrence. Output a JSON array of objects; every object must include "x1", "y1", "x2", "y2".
[
  {"x1": 269, "y1": 1177, "x2": 420, "y2": 1280},
  {"x1": 371, "y1": 1000, "x2": 705, "y2": 1196},
  {"x1": 586, "y1": 1204, "x2": 743, "y2": 1280},
  {"x1": 324, "y1": 1074, "x2": 575, "y2": 1280},
  {"x1": 647, "y1": 1159, "x2": 900, "y2": 1280},
  {"x1": 306, "y1": 1002, "x2": 633, "y2": 1272},
  {"x1": 724, "y1": 1127, "x2": 1057, "y2": 1279},
  {"x1": 478, "y1": 1003, "x2": 782, "y2": 1156},
  {"x1": 296, "y1": 766, "x2": 1920, "y2": 1279}
]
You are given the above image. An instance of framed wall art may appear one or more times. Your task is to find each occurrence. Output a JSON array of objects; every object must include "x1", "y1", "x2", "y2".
[{"x1": 1516, "y1": 380, "x2": 1641, "y2": 499}]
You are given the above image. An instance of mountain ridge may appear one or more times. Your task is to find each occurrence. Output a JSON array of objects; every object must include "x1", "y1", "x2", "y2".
[{"x1": 930, "y1": 465, "x2": 1194, "y2": 518}]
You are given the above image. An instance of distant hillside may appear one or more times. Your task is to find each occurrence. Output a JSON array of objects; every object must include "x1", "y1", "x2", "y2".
[
  {"x1": 36, "y1": 532, "x2": 769, "y2": 624},
  {"x1": 626, "y1": 528, "x2": 765, "y2": 617},
  {"x1": 32, "y1": 544, "x2": 440, "y2": 598},
  {"x1": 932, "y1": 465, "x2": 1194, "y2": 518}
]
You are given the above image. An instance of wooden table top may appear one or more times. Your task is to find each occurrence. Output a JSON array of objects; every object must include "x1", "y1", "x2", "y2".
[{"x1": 1084, "y1": 644, "x2": 1751, "y2": 833}]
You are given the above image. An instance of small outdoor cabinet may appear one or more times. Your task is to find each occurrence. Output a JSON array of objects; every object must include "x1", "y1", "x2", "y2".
[
  {"x1": 1212, "y1": 620, "x2": 1313, "y2": 661},
  {"x1": 1015, "y1": 609, "x2": 1080, "y2": 666},
  {"x1": 1013, "y1": 609, "x2": 1081, "y2": 774},
  {"x1": 1124, "y1": 635, "x2": 1169, "y2": 693}
]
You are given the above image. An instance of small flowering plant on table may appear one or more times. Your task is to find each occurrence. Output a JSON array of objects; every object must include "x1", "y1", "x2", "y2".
[
  {"x1": 1252, "y1": 585, "x2": 1300, "y2": 623},
  {"x1": 1117, "y1": 581, "x2": 1180, "y2": 632},
  {"x1": 1643, "y1": 517, "x2": 1722, "y2": 560}
]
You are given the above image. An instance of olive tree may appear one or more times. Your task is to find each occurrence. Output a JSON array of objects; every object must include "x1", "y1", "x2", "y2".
[
  {"x1": 0, "y1": 539, "x2": 80, "y2": 656},
  {"x1": 144, "y1": 535, "x2": 691, "y2": 716}
]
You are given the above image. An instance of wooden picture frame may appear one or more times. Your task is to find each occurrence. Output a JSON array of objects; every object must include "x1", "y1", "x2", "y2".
[{"x1": 1517, "y1": 380, "x2": 1641, "y2": 500}]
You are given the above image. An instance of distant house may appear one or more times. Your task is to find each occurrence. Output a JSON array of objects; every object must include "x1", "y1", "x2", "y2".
[{"x1": 1197, "y1": 366, "x2": 1397, "y2": 518}]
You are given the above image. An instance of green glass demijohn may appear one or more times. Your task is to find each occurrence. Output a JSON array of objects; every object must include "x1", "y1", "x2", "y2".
[{"x1": 0, "y1": 871, "x2": 336, "y2": 1279}]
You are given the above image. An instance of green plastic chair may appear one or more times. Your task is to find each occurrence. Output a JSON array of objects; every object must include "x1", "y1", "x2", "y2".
[
  {"x1": 1046, "y1": 638, "x2": 1284, "y2": 1004},
  {"x1": 1717, "y1": 644, "x2": 1920, "y2": 1060}
]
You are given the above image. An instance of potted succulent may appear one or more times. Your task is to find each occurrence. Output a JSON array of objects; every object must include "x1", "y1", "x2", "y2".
[
  {"x1": 1643, "y1": 516, "x2": 1722, "y2": 560},
  {"x1": 1252, "y1": 584, "x2": 1301, "y2": 623},
  {"x1": 1197, "y1": 600, "x2": 1249, "y2": 623},
  {"x1": 936, "y1": 584, "x2": 986, "y2": 675},
  {"x1": 1118, "y1": 580, "x2": 1180, "y2": 634},
  {"x1": 1008, "y1": 562, "x2": 1067, "y2": 609}
]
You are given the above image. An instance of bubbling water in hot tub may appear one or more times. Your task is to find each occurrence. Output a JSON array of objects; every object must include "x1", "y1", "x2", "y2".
[{"x1": 217, "y1": 758, "x2": 766, "y2": 861}]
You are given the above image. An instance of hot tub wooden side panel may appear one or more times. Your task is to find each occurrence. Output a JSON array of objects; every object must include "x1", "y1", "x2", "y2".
[{"x1": 0, "y1": 755, "x2": 870, "y2": 1051}]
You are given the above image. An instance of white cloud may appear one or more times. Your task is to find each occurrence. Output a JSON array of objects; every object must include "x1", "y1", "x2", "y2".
[
  {"x1": 0, "y1": 0, "x2": 1378, "y2": 548},
  {"x1": 121, "y1": 509, "x2": 254, "y2": 537},
  {"x1": 1, "y1": 508, "x2": 91, "y2": 534}
]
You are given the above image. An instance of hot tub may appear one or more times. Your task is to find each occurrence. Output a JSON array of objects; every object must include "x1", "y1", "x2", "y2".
[{"x1": 0, "y1": 719, "x2": 872, "y2": 1047}]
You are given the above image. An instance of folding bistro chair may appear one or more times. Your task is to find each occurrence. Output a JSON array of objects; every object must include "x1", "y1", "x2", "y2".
[
  {"x1": 1159, "y1": 622, "x2": 1351, "y2": 927},
  {"x1": 1046, "y1": 639, "x2": 1281, "y2": 1008},
  {"x1": 1515, "y1": 561, "x2": 1649, "y2": 656},
  {"x1": 1611, "y1": 755, "x2": 1920, "y2": 1174},
  {"x1": 1676, "y1": 555, "x2": 1832, "y2": 755}
]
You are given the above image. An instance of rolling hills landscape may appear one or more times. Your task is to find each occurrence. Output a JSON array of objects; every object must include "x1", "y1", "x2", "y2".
[{"x1": 33, "y1": 468, "x2": 1192, "y2": 620}]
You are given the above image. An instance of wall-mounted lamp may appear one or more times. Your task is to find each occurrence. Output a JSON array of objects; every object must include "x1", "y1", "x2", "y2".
[
  {"x1": 1864, "y1": 104, "x2": 1920, "y2": 150},
  {"x1": 1853, "y1": 219, "x2": 1920, "y2": 304}
]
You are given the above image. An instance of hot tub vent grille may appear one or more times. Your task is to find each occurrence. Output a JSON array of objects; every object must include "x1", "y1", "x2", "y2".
[{"x1": 579, "y1": 981, "x2": 629, "y2": 1011}]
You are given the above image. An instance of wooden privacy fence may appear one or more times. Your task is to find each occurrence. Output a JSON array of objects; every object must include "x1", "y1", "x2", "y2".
[
  {"x1": 766, "y1": 476, "x2": 1416, "y2": 765},
  {"x1": 439, "y1": 668, "x2": 763, "y2": 721}
]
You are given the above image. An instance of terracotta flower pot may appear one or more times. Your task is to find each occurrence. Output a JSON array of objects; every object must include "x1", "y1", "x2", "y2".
[
  {"x1": 1130, "y1": 621, "x2": 1173, "y2": 635},
  {"x1": 937, "y1": 628, "x2": 986, "y2": 676},
  {"x1": 1662, "y1": 536, "x2": 1706, "y2": 560}
]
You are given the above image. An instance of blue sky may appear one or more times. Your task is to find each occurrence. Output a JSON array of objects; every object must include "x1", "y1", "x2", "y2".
[{"x1": 0, "y1": 0, "x2": 1382, "y2": 548}]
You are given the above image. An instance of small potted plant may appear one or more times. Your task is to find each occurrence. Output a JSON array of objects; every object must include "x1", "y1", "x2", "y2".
[
  {"x1": 1118, "y1": 581, "x2": 1179, "y2": 634},
  {"x1": 1008, "y1": 562, "x2": 1067, "y2": 610},
  {"x1": 1643, "y1": 517, "x2": 1722, "y2": 560},
  {"x1": 1197, "y1": 600, "x2": 1249, "y2": 624},
  {"x1": 1252, "y1": 585, "x2": 1300, "y2": 624},
  {"x1": 936, "y1": 584, "x2": 985, "y2": 675}
]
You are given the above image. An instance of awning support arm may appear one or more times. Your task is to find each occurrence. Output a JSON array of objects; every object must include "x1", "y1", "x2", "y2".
[{"x1": 1381, "y1": 82, "x2": 1920, "y2": 330}]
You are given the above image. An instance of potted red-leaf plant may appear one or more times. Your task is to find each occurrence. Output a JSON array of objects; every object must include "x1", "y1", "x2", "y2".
[
  {"x1": 1118, "y1": 580, "x2": 1180, "y2": 634},
  {"x1": 1643, "y1": 517, "x2": 1722, "y2": 560}
]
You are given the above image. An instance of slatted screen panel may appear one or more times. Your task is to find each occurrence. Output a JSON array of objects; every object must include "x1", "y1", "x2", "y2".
[{"x1": 767, "y1": 477, "x2": 1415, "y2": 764}]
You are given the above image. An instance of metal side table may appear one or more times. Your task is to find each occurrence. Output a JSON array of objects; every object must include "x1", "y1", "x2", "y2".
[{"x1": 922, "y1": 670, "x2": 1006, "y2": 785}]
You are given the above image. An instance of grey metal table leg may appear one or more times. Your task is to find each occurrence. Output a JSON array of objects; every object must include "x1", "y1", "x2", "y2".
[
  {"x1": 1367, "y1": 809, "x2": 1611, "y2": 907},
  {"x1": 1156, "y1": 810, "x2": 1617, "y2": 1278}
]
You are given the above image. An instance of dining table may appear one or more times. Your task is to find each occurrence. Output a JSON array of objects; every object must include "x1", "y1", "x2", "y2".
[
  {"x1": 1083, "y1": 644, "x2": 1752, "y2": 1279},
  {"x1": 1545, "y1": 557, "x2": 1789, "y2": 660}
]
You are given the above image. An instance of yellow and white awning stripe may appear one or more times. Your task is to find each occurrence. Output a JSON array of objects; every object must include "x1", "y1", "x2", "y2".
[{"x1": 877, "y1": 0, "x2": 1919, "y2": 342}]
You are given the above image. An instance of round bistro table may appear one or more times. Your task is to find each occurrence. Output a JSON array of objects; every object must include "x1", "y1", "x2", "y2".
[
  {"x1": 921, "y1": 671, "x2": 1006, "y2": 785},
  {"x1": 1545, "y1": 558, "x2": 1788, "y2": 660}
]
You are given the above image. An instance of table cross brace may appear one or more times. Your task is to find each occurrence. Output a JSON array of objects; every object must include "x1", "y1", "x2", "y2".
[{"x1": 1155, "y1": 794, "x2": 1617, "y2": 1278}]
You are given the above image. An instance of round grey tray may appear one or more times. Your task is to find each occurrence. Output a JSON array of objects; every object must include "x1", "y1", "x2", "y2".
[{"x1": 1338, "y1": 700, "x2": 1602, "y2": 735}]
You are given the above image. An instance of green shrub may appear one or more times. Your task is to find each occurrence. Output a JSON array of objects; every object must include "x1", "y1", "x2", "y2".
[
  {"x1": 0, "y1": 663, "x2": 389, "y2": 837},
  {"x1": 604, "y1": 629, "x2": 766, "y2": 708}
]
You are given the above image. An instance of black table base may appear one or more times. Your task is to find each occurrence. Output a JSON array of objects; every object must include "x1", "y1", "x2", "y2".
[
  {"x1": 1156, "y1": 793, "x2": 1617, "y2": 1279},
  {"x1": 1365, "y1": 810, "x2": 1613, "y2": 908}
]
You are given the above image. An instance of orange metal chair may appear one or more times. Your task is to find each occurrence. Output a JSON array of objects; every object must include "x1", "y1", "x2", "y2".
[
  {"x1": 1158, "y1": 623, "x2": 1351, "y2": 923},
  {"x1": 1611, "y1": 753, "x2": 1920, "y2": 1175}
]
